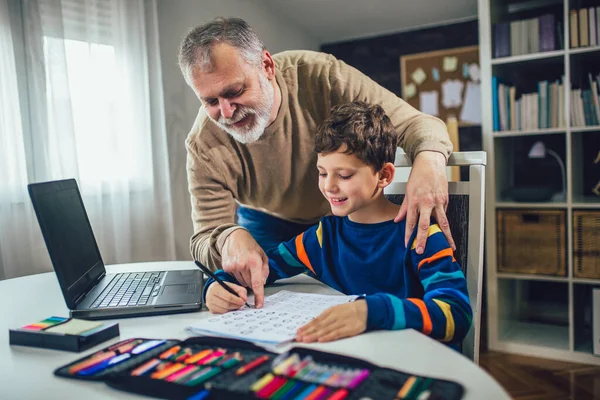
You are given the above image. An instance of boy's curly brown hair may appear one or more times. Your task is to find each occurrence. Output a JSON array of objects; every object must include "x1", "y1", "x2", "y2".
[{"x1": 314, "y1": 101, "x2": 398, "y2": 171}]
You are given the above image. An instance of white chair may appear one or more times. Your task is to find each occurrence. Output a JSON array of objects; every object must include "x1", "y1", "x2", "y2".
[{"x1": 385, "y1": 150, "x2": 486, "y2": 364}]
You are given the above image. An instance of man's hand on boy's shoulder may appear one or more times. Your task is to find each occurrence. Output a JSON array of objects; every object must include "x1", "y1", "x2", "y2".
[
  {"x1": 394, "y1": 151, "x2": 456, "y2": 254},
  {"x1": 205, "y1": 281, "x2": 248, "y2": 314},
  {"x1": 295, "y1": 300, "x2": 367, "y2": 343}
]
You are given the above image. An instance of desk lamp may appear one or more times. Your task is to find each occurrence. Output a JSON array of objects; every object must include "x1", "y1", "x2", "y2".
[{"x1": 528, "y1": 141, "x2": 566, "y2": 201}]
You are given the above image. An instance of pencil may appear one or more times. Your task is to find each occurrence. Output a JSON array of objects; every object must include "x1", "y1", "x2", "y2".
[
  {"x1": 194, "y1": 260, "x2": 254, "y2": 308},
  {"x1": 235, "y1": 354, "x2": 270, "y2": 376}
]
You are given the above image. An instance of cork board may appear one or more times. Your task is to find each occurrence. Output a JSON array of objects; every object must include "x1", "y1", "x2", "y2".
[{"x1": 400, "y1": 46, "x2": 480, "y2": 127}]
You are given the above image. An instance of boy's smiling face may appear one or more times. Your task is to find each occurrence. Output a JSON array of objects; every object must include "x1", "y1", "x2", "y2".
[{"x1": 317, "y1": 145, "x2": 381, "y2": 218}]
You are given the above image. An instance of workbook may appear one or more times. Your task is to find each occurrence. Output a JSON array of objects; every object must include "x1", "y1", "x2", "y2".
[{"x1": 185, "y1": 290, "x2": 358, "y2": 347}]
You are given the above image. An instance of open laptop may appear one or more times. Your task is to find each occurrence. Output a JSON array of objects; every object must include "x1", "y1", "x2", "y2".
[{"x1": 28, "y1": 178, "x2": 203, "y2": 319}]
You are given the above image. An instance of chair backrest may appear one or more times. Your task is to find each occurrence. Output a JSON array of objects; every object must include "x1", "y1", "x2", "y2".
[{"x1": 385, "y1": 150, "x2": 486, "y2": 364}]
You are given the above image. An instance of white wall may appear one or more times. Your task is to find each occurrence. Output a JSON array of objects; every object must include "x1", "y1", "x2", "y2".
[{"x1": 156, "y1": 0, "x2": 320, "y2": 259}]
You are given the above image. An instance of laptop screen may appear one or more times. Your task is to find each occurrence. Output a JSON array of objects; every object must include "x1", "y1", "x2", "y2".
[{"x1": 28, "y1": 179, "x2": 105, "y2": 308}]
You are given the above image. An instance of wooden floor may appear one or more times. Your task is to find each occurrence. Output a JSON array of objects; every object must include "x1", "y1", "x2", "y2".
[{"x1": 479, "y1": 351, "x2": 600, "y2": 399}]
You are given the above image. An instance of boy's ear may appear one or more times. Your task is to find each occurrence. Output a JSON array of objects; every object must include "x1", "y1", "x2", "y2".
[{"x1": 377, "y1": 162, "x2": 396, "y2": 188}]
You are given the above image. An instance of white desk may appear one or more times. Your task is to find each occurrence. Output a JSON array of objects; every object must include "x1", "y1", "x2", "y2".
[{"x1": 0, "y1": 261, "x2": 509, "y2": 399}]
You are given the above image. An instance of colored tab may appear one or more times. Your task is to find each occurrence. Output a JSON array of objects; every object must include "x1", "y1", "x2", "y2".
[{"x1": 21, "y1": 323, "x2": 47, "y2": 331}]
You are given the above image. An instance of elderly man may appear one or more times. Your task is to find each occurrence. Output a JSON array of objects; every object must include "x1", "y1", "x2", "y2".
[{"x1": 179, "y1": 17, "x2": 454, "y2": 308}]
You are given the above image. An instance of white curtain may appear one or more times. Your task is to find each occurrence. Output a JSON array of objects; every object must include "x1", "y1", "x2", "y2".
[{"x1": 0, "y1": 0, "x2": 176, "y2": 280}]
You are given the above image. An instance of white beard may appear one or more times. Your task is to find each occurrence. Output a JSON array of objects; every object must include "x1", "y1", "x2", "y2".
[{"x1": 212, "y1": 73, "x2": 274, "y2": 144}]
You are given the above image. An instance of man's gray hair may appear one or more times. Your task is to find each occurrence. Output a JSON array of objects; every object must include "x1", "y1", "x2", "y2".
[{"x1": 178, "y1": 17, "x2": 266, "y2": 82}]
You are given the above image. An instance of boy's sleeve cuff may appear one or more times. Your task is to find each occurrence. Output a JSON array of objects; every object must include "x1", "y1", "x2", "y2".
[
  {"x1": 365, "y1": 294, "x2": 389, "y2": 330},
  {"x1": 201, "y1": 272, "x2": 238, "y2": 303}
]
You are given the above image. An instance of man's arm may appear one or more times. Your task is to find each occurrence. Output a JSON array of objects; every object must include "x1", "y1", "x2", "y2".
[
  {"x1": 186, "y1": 132, "x2": 243, "y2": 272},
  {"x1": 327, "y1": 56, "x2": 452, "y2": 162}
]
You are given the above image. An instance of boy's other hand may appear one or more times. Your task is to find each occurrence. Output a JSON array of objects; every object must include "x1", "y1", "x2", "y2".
[
  {"x1": 221, "y1": 229, "x2": 269, "y2": 308},
  {"x1": 205, "y1": 281, "x2": 248, "y2": 314},
  {"x1": 395, "y1": 151, "x2": 455, "y2": 254},
  {"x1": 295, "y1": 300, "x2": 367, "y2": 343}
]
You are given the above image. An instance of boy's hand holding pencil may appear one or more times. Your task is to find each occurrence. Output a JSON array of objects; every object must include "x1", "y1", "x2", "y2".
[{"x1": 205, "y1": 280, "x2": 249, "y2": 314}]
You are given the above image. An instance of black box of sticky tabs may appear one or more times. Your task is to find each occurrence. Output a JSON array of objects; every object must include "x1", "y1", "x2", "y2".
[{"x1": 9, "y1": 316, "x2": 119, "y2": 352}]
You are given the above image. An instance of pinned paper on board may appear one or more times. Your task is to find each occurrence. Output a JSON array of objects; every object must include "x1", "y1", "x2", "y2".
[
  {"x1": 441, "y1": 79, "x2": 464, "y2": 109},
  {"x1": 459, "y1": 82, "x2": 481, "y2": 124},
  {"x1": 468, "y1": 63, "x2": 481, "y2": 82},
  {"x1": 411, "y1": 67, "x2": 427, "y2": 85},
  {"x1": 404, "y1": 83, "x2": 417, "y2": 99},
  {"x1": 400, "y1": 45, "x2": 480, "y2": 126},
  {"x1": 443, "y1": 56, "x2": 458, "y2": 72},
  {"x1": 419, "y1": 91, "x2": 439, "y2": 116},
  {"x1": 462, "y1": 63, "x2": 470, "y2": 78}
]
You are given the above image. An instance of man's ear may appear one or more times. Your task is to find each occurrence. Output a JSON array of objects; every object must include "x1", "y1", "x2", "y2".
[
  {"x1": 377, "y1": 162, "x2": 396, "y2": 188},
  {"x1": 262, "y1": 50, "x2": 276, "y2": 80}
]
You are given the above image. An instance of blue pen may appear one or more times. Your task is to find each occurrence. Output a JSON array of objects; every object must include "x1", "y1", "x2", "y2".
[
  {"x1": 187, "y1": 390, "x2": 210, "y2": 400},
  {"x1": 77, "y1": 353, "x2": 131, "y2": 376}
]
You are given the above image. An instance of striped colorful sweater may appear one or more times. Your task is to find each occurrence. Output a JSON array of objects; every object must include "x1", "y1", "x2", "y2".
[{"x1": 204, "y1": 217, "x2": 472, "y2": 347}]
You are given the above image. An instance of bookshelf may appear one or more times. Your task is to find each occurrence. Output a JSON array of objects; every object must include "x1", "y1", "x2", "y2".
[{"x1": 479, "y1": 0, "x2": 600, "y2": 364}]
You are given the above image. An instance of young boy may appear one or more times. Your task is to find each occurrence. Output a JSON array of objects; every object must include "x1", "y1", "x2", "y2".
[{"x1": 204, "y1": 101, "x2": 472, "y2": 348}]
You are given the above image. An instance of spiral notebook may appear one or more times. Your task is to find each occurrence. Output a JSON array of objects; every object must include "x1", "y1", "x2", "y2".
[{"x1": 186, "y1": 290, "x2": 358, "y2": 346}]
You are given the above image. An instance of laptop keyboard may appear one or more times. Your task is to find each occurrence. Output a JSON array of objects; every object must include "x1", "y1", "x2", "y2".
[{"x1": 90, "y1": 272, "x2": 165, "y2": 308}]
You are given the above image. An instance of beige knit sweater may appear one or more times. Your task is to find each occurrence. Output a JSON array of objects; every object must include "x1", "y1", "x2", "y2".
[{"x1": 185, "y1": 50, "x2": 452, "y2": 271}]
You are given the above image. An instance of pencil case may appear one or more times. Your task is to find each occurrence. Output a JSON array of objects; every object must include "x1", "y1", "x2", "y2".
[{"x1": 54, "y1": 336, "x2": 465, "y2": 400}]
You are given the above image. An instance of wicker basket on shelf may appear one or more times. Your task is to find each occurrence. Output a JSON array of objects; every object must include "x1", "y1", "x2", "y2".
[
  {"x1": 497, "y1": 209, "x2": 566, "y2": 276},
  {"x1": 573, "y1": 210, "x2": 600, "y2": 279}
]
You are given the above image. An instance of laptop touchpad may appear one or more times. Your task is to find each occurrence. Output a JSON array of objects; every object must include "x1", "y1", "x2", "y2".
[{"x1": 162, "y1": 284, "x2": 188, "y2": 296}]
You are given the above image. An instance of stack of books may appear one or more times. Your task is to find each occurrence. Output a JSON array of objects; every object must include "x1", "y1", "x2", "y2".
[
  {"x1": 570, "y1": 7, "x2": 600, "y2": 48},
  {"x1": 493, "y1": 14, "x2": 560, "y2": 58}
]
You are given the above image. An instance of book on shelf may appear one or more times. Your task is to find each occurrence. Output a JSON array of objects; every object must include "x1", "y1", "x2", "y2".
[
  {"x1": 492, "y1": 77, "x2": 565, "y2": 132},
  {"x1": 570, "y1": 7, "x2": 600, "y2": 48},
  {"x1": 591, "y1": 8, "x2": 598, "y2": 47},
  {"x1": 570, "y1": 73, "x2": 600, "y2": 128},
  {"x1": 492, "y1": 72, "x2": 600, "y2": 132},
  {"x1": 493, "y1": 13, "x2": 559, "y2": 58}
]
